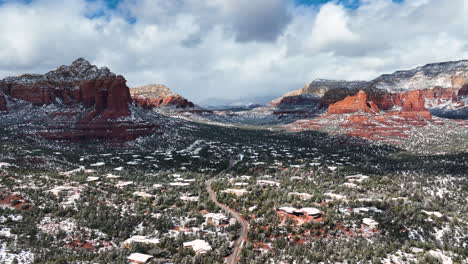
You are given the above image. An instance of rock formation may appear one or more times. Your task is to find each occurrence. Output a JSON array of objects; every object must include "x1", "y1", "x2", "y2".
[
  {"x1": 280, "y1": 60, "x2": 468, "y2": 118},
  {"x1": 0, "y1": 58, "x2": 132, "y2": 120},
  {"x1": 271, "y1": 80, "x2": 367, "y2": 106},
  {"x1": 458, "y1": 84, "x2": 468, "y2": 97},
  {"x1": 0, "y1": 58, "x2": 155, "y2": 142},
  {"x1": 131, "y1": 84, "x2": 194, "y2": 109},
  {"x1": 0, "y1": 92, "x2": 7, "y2": 112},
  {"x1": 328, "y1": 91, "x2": 379, "y2": 115},
  {"x1": 400, "y1": 90, "x2": 432, "y2": 120},
  {"x1": 370, "y1": 60, "x2": 468, "y2": 92},
  {"x1": 328, "y1": 90, "x2": 432, "y2": 120}
]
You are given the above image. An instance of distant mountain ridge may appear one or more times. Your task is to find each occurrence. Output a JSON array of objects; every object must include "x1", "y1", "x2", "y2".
[{"x1": 271, "y1": 59, "x2": 468, "y2": 118}]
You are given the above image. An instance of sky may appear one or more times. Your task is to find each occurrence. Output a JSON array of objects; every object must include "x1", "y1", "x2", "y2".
[{"x1": 0, "y1": 0, "x2": 467, "y2": 105}]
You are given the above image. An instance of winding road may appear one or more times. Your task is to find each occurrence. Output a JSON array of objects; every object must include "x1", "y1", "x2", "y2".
[{"x1": 206, "y1": 179, "x2": 249, "y2": 264}]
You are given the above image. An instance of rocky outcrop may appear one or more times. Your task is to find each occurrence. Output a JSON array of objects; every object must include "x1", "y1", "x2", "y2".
[
  {"x1": 320, "y1": 88, "x2": 360, "y2": 107},
  {"x1": 0, "y1": 58, "x2": 116, "y2": 106},
  {"x1": 459, "y1": 84, "x2": 468, "y2": 97},
  {"x1": 271, "y1": 80, "x2": 367, "y2": 106},
  {"x1": 134, "y1": 96, "x2": 195, "y2": 109},
  {"x1": 0, "y1": 92, "x2": 7, "y2": 112},
  {"x1": 0, "y1": 59, "x2": 155, "y2": 142},
  {"x1": 400, "y1": 90, "x2": 432, "y2": 120},
  {"x1": 328, "y1": 90, "x2": 432, "y2": 120},
  {"x1": 370, "y1": 60, "x2": 468, "y2": 92},
  {"x1": 131, "y1": 84, "x2": 194, "y2": 108},
  {"x1": 1, "y1": 59, "x2": 132, "y2": 121},
  {"x1": 328, "y1": 91, "x2": 379, "y2": 115},
  {"x1": 278, "y1": 60, "x2": 468, "y2": 118},
  {"x1": 80, "y1": 76, "x2": 132, "y2": 122}
]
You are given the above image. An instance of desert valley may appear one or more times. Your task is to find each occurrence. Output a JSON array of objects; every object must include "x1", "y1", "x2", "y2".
[{"x1": 0, "y1": 58, "x2": 467, "y2": 264}]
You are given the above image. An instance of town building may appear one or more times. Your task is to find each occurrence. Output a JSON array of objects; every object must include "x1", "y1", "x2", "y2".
[
  {"x1": 123, "y1": 236, "x2": 160, "y2": 248},
  {"x1": 128, "y1": 253, "x2": 154, "y2": 264},
  {"x1": 204, "y1": 213, "x2": 229, "y2": 226},
  {"x1": 183, "y1": 239, "x2": 212, "y2": 255},
  {"x1": 223, "y1": 189, "x2": 248, "y2": 197},
  {"x1": 363, "y1": 218, "x2": 379, "y2": 229}
]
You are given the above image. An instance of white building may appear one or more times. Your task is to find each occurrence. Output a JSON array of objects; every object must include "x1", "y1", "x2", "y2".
[
  {"x1": 133, "y1": 192, "x2": 153, "y2": 198},
  {"x1": 116, "y1": 181, "x2": 134, "y2": 188},
  {"x1": 180, "y1": 195, "x2": 199, "y2": 202},
  {"x1": 257, "y1": 180, "x2": 280, "y2": 187},
  {"x1": 204, "y1": 213, "x2": 229, "y2": 226},
  {"x1": 183, "y1": 239, "x2": 212, "y2": 255},
  {"x1": 278, "y1": 207, "x2": 297, "y2": 214},
  {"x1": 301, "y1": 208, "x2": 322, "y2": 218},
  {"x1": 86, "y1": 176, "x2": 100, "y2": 182},
  {"x1": 363, "y1": 218, "x2": 379, "y2": 229},
  {"x1": 128, "y1": 253, "x2": 154, "y2": 264},
  {"x1": 169, "y1": 182, "x2": 190, "y2": 187},
  {"x1": 345, "y1": 174, "x2": 369, "y2": 183},
  {"x1": 123, "y1": 236, "x2": 160, "y2": 248},
  {"x1": 223, "y1": 189, "x2": 248, "y2": 197},
  {"x1": 278, "y1": 207, "x2": 322, "y2": 218}
]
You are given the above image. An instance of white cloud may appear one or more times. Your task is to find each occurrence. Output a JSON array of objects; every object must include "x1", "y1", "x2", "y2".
[
  {"x1": 0, "y1": 0, "x2": 466, "y2": 105},
  {"x1": 309, "y1": 3, "x2": 358, "y2": 52}
]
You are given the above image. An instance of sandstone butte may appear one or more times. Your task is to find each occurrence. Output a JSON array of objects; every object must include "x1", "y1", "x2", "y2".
[
  {"x1": 0, "y1": 61, "x2": 132, "y2": 120},
  {"x1": 0, "y1": 58, "x2": 156, "y2": 141},
  {"x1": 328, "y1": 91, "x2": 380, "y2": 115},
  {"x1": 131, "y1": 84, "x2": 195, "y2": 109},
  {"x1": 328, "y1": 90, "x2": 432, "y2": 120}
]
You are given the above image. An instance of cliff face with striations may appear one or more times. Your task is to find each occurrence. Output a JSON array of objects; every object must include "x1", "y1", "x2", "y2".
[
  {"x1": 328, "y1": 90, "x2": 432, "y2": 120},
  {"x1": 0, "y1": 58, "x2": 155, "y2": 142},
  {"x1": 328, "y1": 91, "x2": 379, "y2": 115},
  {"x1": 276, "y1": 60, "x2": 468, "y2": 118},
  {"x1": 271, "y1": 79, "x2": 367, "y2": 106},
  {"x1": 0, "y1": 92, "x2": 7, "y2": 112},
  {"x1": 0, "y1": 58, "x2": 132, "y2": 119},
  {"x1": 131, "y1": 84, "x2": 194, "y2": 109}
]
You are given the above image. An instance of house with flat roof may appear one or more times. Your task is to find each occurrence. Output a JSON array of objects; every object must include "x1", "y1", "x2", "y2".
[
  {"x1": 123, "y1": 236, "x2": 160, "y2": 248},
  {"x1": 363, "y1": 218, "x2": 379, "y2": 229},
  {"x1": 223, "y1": 188, "x2": 248, "y2": 197},
  {"x1": 257, "y1": 180, "x2": 280, "y2": 187},
  {"x1": 183, "y1": 239, "x2": 212, "y2": 255},
  {"x1": 128, "y1": 253, "x2": 153, "y2": 264},
  {"x1": 204, "y1": 213, "x2": 229, "y2": 226}
]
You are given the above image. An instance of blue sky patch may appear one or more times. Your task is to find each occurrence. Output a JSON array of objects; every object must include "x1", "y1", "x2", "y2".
[{"x1": 296, "y1": 0, "x2": 404, "y2": 8}]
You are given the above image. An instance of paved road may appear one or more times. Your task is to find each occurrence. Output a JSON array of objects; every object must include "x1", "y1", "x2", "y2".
[{"x1": 206, "y1": 179, "x2": 249, "y2": 264}]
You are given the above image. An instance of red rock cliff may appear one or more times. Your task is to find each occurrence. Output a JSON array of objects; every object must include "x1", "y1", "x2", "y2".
[
  {"x1": 0, "y1": 58, "x2": 132, "y2": 120},
  {"x1": 0, "y1": 59, "x2": 157, "y2": 142},
  {"x1": 0, "y1": 92, "x2": 7, "y2": 112},
  {"x1": 399, "y1": 90, "x2": 432, "y2": 120},
  {"x1": 328, "y1": 90, "x2": 379, "y2": 115},
  {"x1": 131, "y1": 84, "x2": 194, "y2": 108}
]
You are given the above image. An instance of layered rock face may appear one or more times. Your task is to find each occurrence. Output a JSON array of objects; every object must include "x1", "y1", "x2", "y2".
[
  {"x1": 279, "y1": 60, "x2": 468, "y2": 117},
  {"x1": 271, "y1": 80, "x2": 367, "y2": 106},
  {"x1": 400, "y1": 90, "x2": 432, "y2": 119},
  {"x1": 80, "y1": 76, "x2": 132, "y2": 122},
  {"x1": 0, "y1": 92, "x2": 7, "y2": 112},
  {"x1": 0, "y1": 58, "x2": 131, "y2": 119},
  {"x1": 328, "y1": 91, "x2": 379, "y2": 115},
  {"x1": 370, "y1": 60, "x2": 468, "y2": 92},
  {"x1": 0, "y1": 59, "x2": 155, "y2": 142},
  {"x1": 131, "y1": 84, "x2": 194, "y2": 109},
  {"x1": 328, "y1": 90, "x2": 432, "y2": 120}
]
